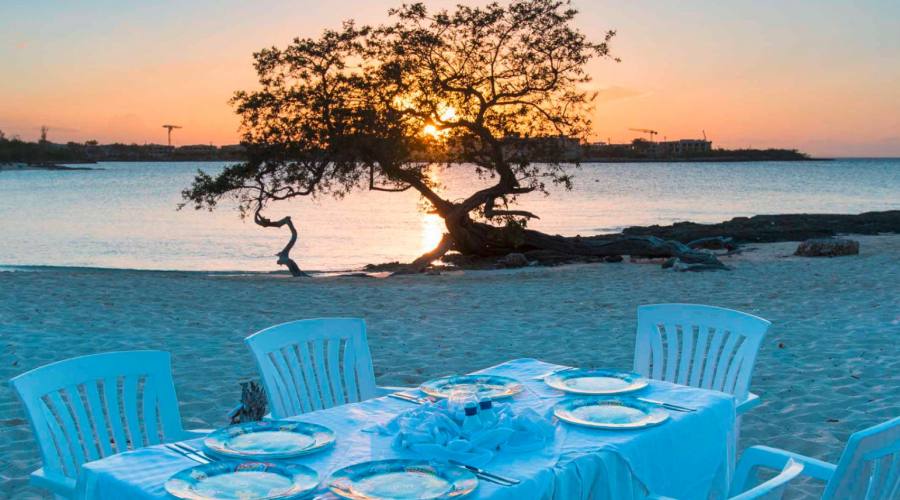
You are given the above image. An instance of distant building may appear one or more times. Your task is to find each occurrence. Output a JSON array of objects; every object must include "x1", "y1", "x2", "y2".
[
  {"x1": 631, "y1": 138, "x2": 712, "y2": 157},
  {"x1": 502, "y1": 135, "x2": 581, "y2": 161}
]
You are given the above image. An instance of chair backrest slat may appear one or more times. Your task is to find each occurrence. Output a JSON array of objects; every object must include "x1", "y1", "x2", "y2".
[
  {"x1": 676, "y1": 325, "x2": 694, "y2": 386},
  {"x1": 327, "y1": 339, "x2": 345, "y2": 406},
  {"x1": 312, "y1": 340, "x2": 335, "y2": 408},
  {"x1": 711, "y1": 332, "x2": 742, "y2": 392},
  {"x1": 246, "y1": 318, "x2": 379, "y2": 419},
  {"x1": 64, "y1": 384, "x2": 100, "y2": 462},
  {"x1": 122, "y1": 375, "x2": 143, "y2": 448},
  {"x1": 102, "y1": 376, "x2": 128, "y2": 452},
  {"x1": 700, "y1": 327, "x2": 727, "y2": 389},
  {"x1": 342, "y1": 338, "x2": 361, "y2": 402},
  {"x1": 83, "y1": 381, "x2": 114, "y2": 457},
  {"x1": 44, "y1": 391, "x2": 82, "y2": 475},
  {"x1": 37, "y1": 396, "x2": 76, "y2": 477},
  {"x1": 296, "y1": 341, "x2": 323, "y2": 411},
  {"x1": 825, "y1": 417, "x2": 900, "y2": 500},
  {"x1": 142, "y1": 381, "x2": 159, "y2": 446},
  {"x1": 688, "y1": 326, "x2": 711, "y2": 387},
  {"x1": 634, "y1": 304, "x2": 771, "y2": 402},
  {"x1": 281, "y1": 346, "x2": 310, "y2": 414},
  {"x1": 269, "y1": 348, "x2": 301, "y2": 417},
  {"x1": 9, "y1": 351, "x2": 186, "y2": 482}
]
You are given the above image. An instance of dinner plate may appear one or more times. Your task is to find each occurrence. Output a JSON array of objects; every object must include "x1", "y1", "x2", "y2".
[
  {"x1": 165, "y1": 461, "x2": 318, "y2": 500},
  {"x1": 204, "y1": 420, "x2": 335, "y2": 460},
  {"x1": 328, "y1": 459, "x2": 478, "y2": 500},
  {"x1": 544, "y1": 369, "x2": 648, "y2": 395},
  {"x1": 419, "y1": 374, "x2": 522, "y2": 399},
  {"x1": 554, "y1": 397, "x2": 669, "y2": 430}
]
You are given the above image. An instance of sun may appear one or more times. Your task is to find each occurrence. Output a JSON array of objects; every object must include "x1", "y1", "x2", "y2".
[
  {"x1": 423, "y1": 124, "x2": 440, "y2": 138},
  {"x1": 422, "y1": 106, "x2": 457, "y2": 138}
]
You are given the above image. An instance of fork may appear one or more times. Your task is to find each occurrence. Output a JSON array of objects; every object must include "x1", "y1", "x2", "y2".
[
  {"x1": 175, "y1": 442, "x2": 218, "y2": 462},
  {"x1": 165, "y1": 443, "x2": 209, "y2": 464},
  {"x1": 532, "y1": 366, "x2": 576, "y2": 380}
]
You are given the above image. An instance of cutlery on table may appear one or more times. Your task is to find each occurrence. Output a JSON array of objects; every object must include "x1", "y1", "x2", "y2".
[
  {"x1": 532, "y1": 366, "x2": 576, "y2": 380},
  {"x1": 165, "y1": 443, "x2": 209, "y2": 464},
  {"x1": 175, "y1": 442, "x2": 217, "y2": 462},
  {"x1": 637, "y1": 397, "x2": 696, "y2": 412},
  {"x1": 387, "y1": 392, "x2": 430, "y2": 405},
  {"x1": 448, "y1": 459, "x2": 520, "y2": 486}
]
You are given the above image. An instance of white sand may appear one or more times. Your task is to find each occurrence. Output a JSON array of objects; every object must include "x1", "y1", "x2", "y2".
[{"x1": 1, "y1": 234, "x2": 898, "y2": 499}]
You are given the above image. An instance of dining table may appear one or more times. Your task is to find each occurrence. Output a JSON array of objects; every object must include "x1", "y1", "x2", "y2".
[{"x1": 77, "y1": 358, "x2": 737, "y2": 500}]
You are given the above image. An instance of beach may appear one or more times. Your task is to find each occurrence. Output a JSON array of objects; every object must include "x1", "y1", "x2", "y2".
[{"x1": 1, "y1": 234, "x2": 898, "y2": 498}]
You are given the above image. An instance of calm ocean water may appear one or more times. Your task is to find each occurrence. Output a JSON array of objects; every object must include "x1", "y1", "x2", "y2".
[{"x1": 1, "y1": 159, "x2": 898, "y2": 272}]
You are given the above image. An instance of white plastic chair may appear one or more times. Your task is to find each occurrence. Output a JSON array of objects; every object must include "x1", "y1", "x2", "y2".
[
  {"x1": 634, "y1": 304, "x2": 770, "y2": 417},
  {"x1": 245, "y1": 318, "x2": 405, "y2": 419},
  {"x1": 651, "y1": 459, "x2": 804, "y2": 500},
  {"x1": 9, "y1": 351, "x2": 202, "y2": 499},
  {"x1": 731, "y1": 417, "x2": 900, "y2": 499}
]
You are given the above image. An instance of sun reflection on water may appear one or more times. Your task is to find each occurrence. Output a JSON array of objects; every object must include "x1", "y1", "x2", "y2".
[
  {"x1": 420, "y1": 212, "x2": 445, "y2": 254},
  {"x1": 419, "y1": 167, "x2": 446, "y2": 254}
]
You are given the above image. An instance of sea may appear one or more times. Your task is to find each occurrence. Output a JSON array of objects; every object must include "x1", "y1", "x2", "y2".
[{"x1": 1, "y1": 159, "x2": 898, "y2": 272}]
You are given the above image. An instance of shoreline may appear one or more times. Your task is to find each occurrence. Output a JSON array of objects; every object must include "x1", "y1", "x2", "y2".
[
  {"x1": 0, "y1": 162, "x2": 97, "y2": 171},
  {"x1": 2, "y1": 210, "x2": 898, "y2": 275}
]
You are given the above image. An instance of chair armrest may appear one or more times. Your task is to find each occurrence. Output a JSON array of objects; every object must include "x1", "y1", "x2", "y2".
[
  {"x1": 375, "y1": 385, "x2": 416, "y2": 396},
  {"x1": 736, "y1": 392, "x2": 761, "y2": 415},
  {"x1": 30, "y1": 468, "x2": 76, "y2": 497},
  {"x1": 730, "y1": 459, "x2": 804, "y2": 500},
  {"x1": 731, "y1": 446, "x2": 836, "y2": 494}
]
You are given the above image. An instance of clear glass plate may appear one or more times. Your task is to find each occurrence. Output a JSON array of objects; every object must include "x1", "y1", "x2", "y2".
[
  {"x1": 165, "y1": 461, "x2": 319, "y2": 500},
  {"x1": 419, "y1": 374, "x2": 523, "y2": 399},
  {"x1": 544, "y1": 369, "x2": 648, "y2": 395},
  {"x1": 204, "y1": 420, "x2": 335, "y2": 460},
  {"x1": 554, "y1": 397, "x2": 669, "y2": 429},
  {"x1": 328, "y1": 459, "x2": 478, "y2": 500}
]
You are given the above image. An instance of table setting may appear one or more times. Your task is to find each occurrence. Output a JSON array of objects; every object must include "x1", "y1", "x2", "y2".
[{"x1": 78, "y1": 358, "x2": 736, "y2": 500}]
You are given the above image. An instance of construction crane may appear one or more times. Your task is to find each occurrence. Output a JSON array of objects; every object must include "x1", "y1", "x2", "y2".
[
  {"x1": 162, "y1": 124, "x2": 182, "y2": 146},
  {"x1": 629, "y1": 128, "x2": 658, "y2": 142}
]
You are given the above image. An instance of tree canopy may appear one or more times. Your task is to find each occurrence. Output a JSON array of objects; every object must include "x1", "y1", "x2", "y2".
[{"x1": 182, "y1": 0, "x2": 619, "y2": 274}]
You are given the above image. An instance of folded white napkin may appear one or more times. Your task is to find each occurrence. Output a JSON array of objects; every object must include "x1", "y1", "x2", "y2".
[{"x1": 365, "y1": 399, "x2": 555, "y2": 466}]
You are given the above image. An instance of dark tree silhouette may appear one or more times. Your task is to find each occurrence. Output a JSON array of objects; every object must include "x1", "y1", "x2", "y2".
[
  {"x1": 183, "y1": 0, "x2": 724, "y2": 273},
  {"x1": 180, "y1": 24, "x2": 373, "y2": 276}
]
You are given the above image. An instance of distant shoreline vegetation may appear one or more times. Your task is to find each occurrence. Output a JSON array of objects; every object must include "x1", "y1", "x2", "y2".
[{"x1": 0, "y1": 135, "x2": 818, "y2": 167}]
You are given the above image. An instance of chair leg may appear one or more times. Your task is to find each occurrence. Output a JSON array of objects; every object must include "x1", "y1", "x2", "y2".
[{"x1": 731, "y1": 416, "x2": 742, "y2": 472}]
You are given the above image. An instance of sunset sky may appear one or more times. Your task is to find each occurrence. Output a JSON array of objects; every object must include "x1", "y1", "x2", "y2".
[{"x1": 2, "y1": 1, "x2": 898, "y2": 156}]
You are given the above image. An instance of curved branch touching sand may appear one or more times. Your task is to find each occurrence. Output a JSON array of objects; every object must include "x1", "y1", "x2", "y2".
[{"x1": 254, "y1": 207, "x2": 307, "y2": 277}]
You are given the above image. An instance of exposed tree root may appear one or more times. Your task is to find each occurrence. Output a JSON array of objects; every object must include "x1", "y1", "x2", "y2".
[{"x1": 393, "y1": 233, "x2": 455, "y2": 275}]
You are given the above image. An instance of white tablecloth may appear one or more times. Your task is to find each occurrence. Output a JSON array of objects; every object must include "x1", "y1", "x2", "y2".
[{"x1": 79, "y1": 358, "x2": 735, "y2": 499}]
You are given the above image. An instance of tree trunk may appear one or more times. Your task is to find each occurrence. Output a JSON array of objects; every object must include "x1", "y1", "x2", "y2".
[
  {"x1": 254, "y1": 213, "x2": 308, "y2": 277},
  {"x1": 441, "y1": 214, "x2": 726, "y2": 269}
]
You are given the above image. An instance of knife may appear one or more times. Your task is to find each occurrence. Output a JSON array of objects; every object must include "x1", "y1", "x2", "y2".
[
  {"x1": 448, "y1": 459, "x2": 520, "y2": 485},
  {"x1": 637, "y1": 397, "x2": 696, "y2": 412}
]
